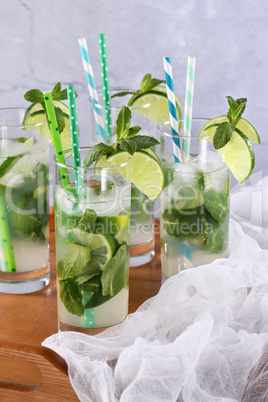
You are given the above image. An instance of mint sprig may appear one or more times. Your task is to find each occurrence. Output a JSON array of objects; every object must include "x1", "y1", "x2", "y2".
[
  {"x1": 212, "y1": 96, "x2": 247, "y2": 149},
  {"x1": 24, "y1": 82, "x2": 77, "y2": 134},
  {"x1": 111, "y1": 73, "x2": 165, "y2": 106},
  {"x1": 83, "y1": 105, "x2": 159, "y2": 167}
]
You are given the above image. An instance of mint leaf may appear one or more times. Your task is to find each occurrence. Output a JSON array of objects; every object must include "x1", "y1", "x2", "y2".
[
  {"x1": 9, "y1": 212, "x2": 42, "y2": 232},
  {"x1": 204, "y1": 190, "x2": 229, "y2": 222},
  {"x1": 24, "y1": 89, "x2": 44, "y2": 103},
  {"x1": 78, "y1": 209, "x2": 97, "y2": 231},
  {"x1": 59, "y1": 278, "x2": 84, "y2": 316},
  {"x1": 128, "y1": 126, "x2": 142, "y2": 137},
  {"x1": 203, "y1": 214, "x2": 226, "y2": 253},
  {"x1": 226, "y1": 96, "x2": 247, "y2": 124},
  {"x1": 127, "y1": 135, "x2": 159, "y2": 150},
  {"x1": 51, "y1": 82, "x2": 61, "y2": 97},
  {"x1": 0, "y1": 154, "x2": 24, "y2": 178},
  {"x1": 213, "y1": 122, "x2": 234, "y2": 149},
  {"x1": 84, "y1": 286, "x2": 112, "y2": 309},
  {"x1": 53, "y1": 88, "x2": 72, "y2": 101},
  {"x1": 54, "y1": 106, "x2": 65, "y2": 134},
  {"x1": 94, "y1": 182, "x2": 113, "y2": 196},
  {"x1": 140, "y1": 74, "x2": 165, "y2": 92},
  {"x1": 117, "y1": 138, "x2": 137, "y2": 155},
  {"x1": 163, "y1": 210, "x2": 209, "y2": 240},
  {"x1": 101, "y1": 243, "x2": 128, "y2": 296},
  {"x1": 115, "y1": 105, "x2": 132, "y2": 139},
  {"x1": 111, "y1": 91, "x2": 135, "y2": 99},
  {"x1": 83, "y1": 143, "x2": 114, "y2": 167},
  {"x1": 56, "y1": 242, "x2": 91, "y2": 279},
  {"x1": 79, "y1": 273, "x2": 101, "y2": 292},
  {"x1": 163, "y1": 167, "x2": 174, "y2": 188},
  {"x1": 141, "y1": 74, "x2": 152, "y2": 91}
]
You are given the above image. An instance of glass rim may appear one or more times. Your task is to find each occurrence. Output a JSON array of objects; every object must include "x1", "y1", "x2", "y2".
[
  {"x1": 158, "y1": 118, "x2": 213, "y2": 140},
  {"x1": 54, "y1": 147, "x2": 132, "y2": 171},
  {"x1": 89, "y1": 87, "x2": 157, "y2": 111},
  {"x1": 0, "y1": 107, "x2": 46, "y2": 129}
]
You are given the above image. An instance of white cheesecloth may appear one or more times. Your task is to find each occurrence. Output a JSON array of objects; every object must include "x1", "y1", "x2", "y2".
[{"x1": 43, "y1": 177, "x2": 268, "y2": 402}]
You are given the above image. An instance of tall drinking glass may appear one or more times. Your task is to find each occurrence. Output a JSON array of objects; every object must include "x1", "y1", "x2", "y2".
[
  {"x1": 0, "y1": 108, "x2": 49, "y2": 294},
  {"x1": 89, "y1": 89, "x2": 157, "y2": 267},
  {"x1": 54, "y1": 148, "x2": 131, "y2": 332},
  {"x1": 158, "y1": 119, "x2": 230, "y2": 282}
]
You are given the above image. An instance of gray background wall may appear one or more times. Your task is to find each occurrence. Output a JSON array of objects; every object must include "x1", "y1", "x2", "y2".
[{"x1": 0, "y1": 0, "x2": 267, "y2": 177}]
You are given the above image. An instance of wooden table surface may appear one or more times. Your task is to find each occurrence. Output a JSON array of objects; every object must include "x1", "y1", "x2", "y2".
[{"x1": 0, "y1": 210, "x2": 162, "y2": 401}]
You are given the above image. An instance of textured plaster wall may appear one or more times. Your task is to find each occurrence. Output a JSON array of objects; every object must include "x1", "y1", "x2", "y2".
[{"x1": 0, "y1": 0, "x2": 267, "y2": 174}]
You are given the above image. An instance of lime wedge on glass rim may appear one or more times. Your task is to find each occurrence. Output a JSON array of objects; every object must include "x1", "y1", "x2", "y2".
[
  {"x1": 95, "y1": 150, "x2": 164, "y2": 201},
  {"x1": 129, "y1": 85, "x2": 182, "y2": 124},
  {"x1": 23, "y1": 100, "x2": 72, "y2": 152},
  {"x1": 199, "y1": 116, "x2": 259, "y2": 184},
  {"x1": 199, "y1": 115, "x2": 260, "y2": 144}
]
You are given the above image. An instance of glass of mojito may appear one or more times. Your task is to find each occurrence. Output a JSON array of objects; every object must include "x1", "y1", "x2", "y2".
[
  {"x1": 89, "y1": 88, "x2": 158, "y2": 267},
  {"x1": 158, "y1": 119, "x2": 230, "y2": 282},
  {"x1": 54, "y1": 148, "x2": 131, "y2": 331},
  {"x1": 0, "y1": 108, "x2": 49, "y2": 294}
]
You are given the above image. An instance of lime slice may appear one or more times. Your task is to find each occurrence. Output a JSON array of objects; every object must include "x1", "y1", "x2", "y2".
[
  {"x1": 91, "y1": 215, "x2": 130, "y2": 235},
  {"x1": 130, "y1": 85, "x2": 182, "y2": 124},
  {"x1": 15, "y1": 136, "x2": 34, "y2": 146},
  {"x1": 199, "y1": 115, "x2": 260, "y2": 144},
  {"x1": 217, "y1": 131, "x2": 255, "y2": 183},
  {"x1": 67, "y1": 229, "x2": 117, "y2": 272},
  {"x1": 23, "y1": 101, "x2": 72, "y2": 151},
  {"x1": 107, "y1": 150, "x2": 164, "y2": 201},
  {"x1": 95, "y1": 147, "x2": 160, "y2": 171}
]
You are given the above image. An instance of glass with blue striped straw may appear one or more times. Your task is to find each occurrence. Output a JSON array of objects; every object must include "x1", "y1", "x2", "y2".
[{"x1": 158, "y1": 119, "x2": 230, "y2": 282}]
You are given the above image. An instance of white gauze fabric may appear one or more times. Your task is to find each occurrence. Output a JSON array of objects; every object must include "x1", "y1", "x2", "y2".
[
  {"x1": 43, "y1": 180, "x2": 268, "y2": 402},
  {"x1": 43, "y1": 221, "x2": 268, "y2": 401}
]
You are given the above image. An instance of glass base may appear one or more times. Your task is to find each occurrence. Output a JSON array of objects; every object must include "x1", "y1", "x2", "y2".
[
  {"x1": 129, "y1": 238, "x2": 155, "y2": 267},
  {"x1": 58, "y1": 317, "x2": 126, "y2": 335},
  {"x1": 129, "y1": 249, "x2": 155, "y2": 267},
  {"x1": 0, "y1": 264, "x2": 50, "y2": 294}
]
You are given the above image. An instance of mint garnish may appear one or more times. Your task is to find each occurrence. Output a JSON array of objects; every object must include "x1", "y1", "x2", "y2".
[
  {"x1": 111, "y1": 73, "x2": 165, "y2": 106},
  {"x1": 83, "y1": 143, "x2": 114, "y2": 167},
  {"x1": 212, "y1": 96, "x2": 247, "y2": 149},
  {"x1": 83, "y1": 105, "x2": 159, "y2": 168},
  {"x1": 24, "y1": 82, "x2": 77, "y2": 134}
]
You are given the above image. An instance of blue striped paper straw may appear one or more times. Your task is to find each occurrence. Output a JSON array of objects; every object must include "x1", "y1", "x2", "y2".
[
  {"x1": 163, "y1": 57, "x2": 192, "y2": 266},
  {"x1": 78, "y1": 37, "x2": 107, "y2": 140},
  {"x1": 67, "y1": 85, "x2": 83, "y2": 191},
  {"x1": 163, "y1": 57, "x2": 181, "y2": 163},
  {"x1": 182, "y1": 56, "x2": 196, "y2": 162}
]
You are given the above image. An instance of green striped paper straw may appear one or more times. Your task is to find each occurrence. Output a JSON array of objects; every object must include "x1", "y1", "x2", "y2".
[
  {"x1": 182, "y1": 56, "x2": 196, "y2": 163},
  {"x1": 98, "y1": 33, "x2": 113, "y2": 137},
  {"x1": 43, "y1": 91, "x2": 71, "y2": 191},
  {"x1": 0, "y1": 190, "x2": 16, "y2": 272},
  {"x1": 67, "y1": 85, "x2": 83, "y2": 191}
]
